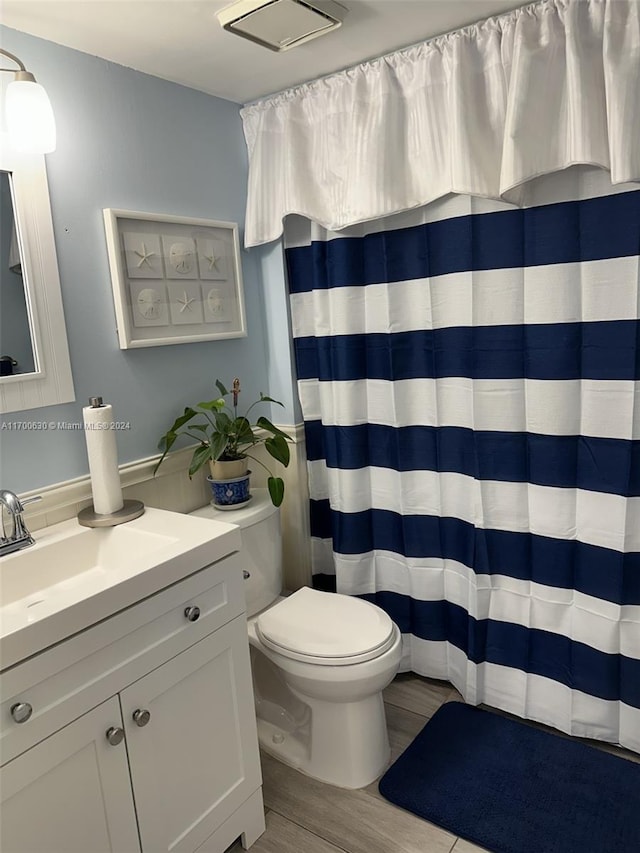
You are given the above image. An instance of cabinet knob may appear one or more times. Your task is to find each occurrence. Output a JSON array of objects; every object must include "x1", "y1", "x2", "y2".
[
  {"x1": 10, "y1": 702, "x2": 33, "y2": 724},
  {"x1": 243, "y1": 570, "x2": 251, "y2": 580},
  {"x1": 106, "y1": 726, "x2": 125, "y2": 746},
  {"x1": 132, "y1": 708, "x2": 151, "y2": 727},
  {"x1": 184, "y1": 605, "x2": 200, "y2": 622}
]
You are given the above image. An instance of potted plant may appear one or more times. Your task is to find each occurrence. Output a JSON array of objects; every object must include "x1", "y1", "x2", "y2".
[{"x1": 154, "y1": 378, "x2": 292, "y2": 507}]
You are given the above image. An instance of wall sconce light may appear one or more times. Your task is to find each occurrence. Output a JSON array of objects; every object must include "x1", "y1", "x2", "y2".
[{"x1": 0, "y1": 48, "x2": 56, "y2": 154}]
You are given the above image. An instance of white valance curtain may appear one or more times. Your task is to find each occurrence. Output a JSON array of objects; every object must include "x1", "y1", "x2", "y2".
[{"x1": 240, "y1": 0, "x2": 640, "y2": 247}]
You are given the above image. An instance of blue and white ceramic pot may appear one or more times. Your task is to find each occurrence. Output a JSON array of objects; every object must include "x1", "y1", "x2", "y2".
[{"x1": 207, "y1": 472, "x2": 251, "y2": 507}]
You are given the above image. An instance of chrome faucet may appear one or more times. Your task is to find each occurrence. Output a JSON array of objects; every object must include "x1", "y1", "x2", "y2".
[{"x1": 0, "y1": 490, "x2": 41, "y2": 557}]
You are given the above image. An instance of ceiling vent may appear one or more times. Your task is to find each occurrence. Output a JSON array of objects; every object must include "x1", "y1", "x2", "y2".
[{"x1": 216, "y1": 0, "x2": 346, "y2": 52}]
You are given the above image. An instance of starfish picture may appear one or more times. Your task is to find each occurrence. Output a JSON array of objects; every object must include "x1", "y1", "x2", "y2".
[
  {"x1": 134, "y1": 242, "x2": 156, "y2": 268},
  {"x1": 177, "y1": 291, "x2": 196, "y2": 313},
  {"x1": 204, "y1": 251, "x2": 219, "y2": 271}
]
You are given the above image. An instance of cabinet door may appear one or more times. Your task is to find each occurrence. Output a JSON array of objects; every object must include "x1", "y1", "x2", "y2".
[
  {"x1": 121, "y1": 616, "x2": 262, "y2": 853},
  {"x1": 0, "y1": 696, "x2": 140, "y2": 853}
]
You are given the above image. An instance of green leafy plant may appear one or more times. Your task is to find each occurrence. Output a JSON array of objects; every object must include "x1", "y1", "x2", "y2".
[{"x1": 154, "y1": 378, "x2": 292, "y2": 506}]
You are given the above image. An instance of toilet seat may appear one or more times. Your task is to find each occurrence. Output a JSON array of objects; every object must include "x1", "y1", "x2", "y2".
[{"x1": 255, "y1": 587, "x2": 396, "y2": 666}]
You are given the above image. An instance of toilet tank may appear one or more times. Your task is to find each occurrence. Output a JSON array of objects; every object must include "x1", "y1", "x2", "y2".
[{"x1": 189, "y1": 489, "x2": 282, "y2": 617}]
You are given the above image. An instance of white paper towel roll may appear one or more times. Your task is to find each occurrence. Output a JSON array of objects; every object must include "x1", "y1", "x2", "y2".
[{"x1": 83, "y1": 400, "x2": 124, "y2": 515}]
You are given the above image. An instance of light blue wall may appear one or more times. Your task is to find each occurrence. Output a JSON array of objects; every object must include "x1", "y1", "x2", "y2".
[
  {"x1": 0, "y1": 26, "x2": 297, "y2": 495},
  {"x1": 253, "y1": 240, "x2": 303, "y2": 424}
]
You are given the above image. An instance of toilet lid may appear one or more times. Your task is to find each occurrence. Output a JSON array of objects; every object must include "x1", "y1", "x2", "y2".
[{"x1": 256, "y1": 587, "x2": 396, "y2": 665}]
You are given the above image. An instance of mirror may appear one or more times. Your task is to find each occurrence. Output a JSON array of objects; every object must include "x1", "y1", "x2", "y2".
[
  {"x1": 0, "y1": 133, "x2": 74, "y2": 413},
  {"x1": 0, "y1": 170, "x2": 37, "y2": 376}
]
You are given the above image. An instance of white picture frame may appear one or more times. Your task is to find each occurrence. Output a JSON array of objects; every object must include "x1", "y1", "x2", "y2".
[{"x1": 103, "y1": 209, "x2": 247, "y2": 349}]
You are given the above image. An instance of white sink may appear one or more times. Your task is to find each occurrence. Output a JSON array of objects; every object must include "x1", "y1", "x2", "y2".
[
  {"x1": 0, "y1": 507, "x2": 242, "y2": 670},
  {"x1": 1, "y1": 525, "x2": 176, "y2": 608}
]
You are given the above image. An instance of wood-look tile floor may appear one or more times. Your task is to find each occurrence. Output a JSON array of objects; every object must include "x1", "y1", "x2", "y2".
[{"x1": 230, "y1": 673, "x2": 639, "y2": 853}]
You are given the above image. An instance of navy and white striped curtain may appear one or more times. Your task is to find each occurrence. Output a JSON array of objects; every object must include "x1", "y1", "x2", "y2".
[{"x1": 284, "y1": 168, "x2": 640, "y2": 753}]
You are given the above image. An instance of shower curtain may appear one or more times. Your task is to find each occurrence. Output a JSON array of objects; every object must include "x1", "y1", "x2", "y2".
[{"x1": 284, "y1": 169, "x2": 640, "y2": 753}]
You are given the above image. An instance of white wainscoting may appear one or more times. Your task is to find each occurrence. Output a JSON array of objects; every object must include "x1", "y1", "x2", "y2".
[{"x1": 19, "y1": 424, "x2": 312, "y2": 592}]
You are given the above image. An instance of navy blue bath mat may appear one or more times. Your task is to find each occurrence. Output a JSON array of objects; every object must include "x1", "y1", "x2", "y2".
[{"x1": 379, "y1": 702, "x2": 640, "y2": 853}]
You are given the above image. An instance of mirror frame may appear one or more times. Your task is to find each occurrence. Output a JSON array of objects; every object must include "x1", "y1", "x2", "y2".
[{"x1": 0, "y1": 133, "x2": 74, "y2": 413}]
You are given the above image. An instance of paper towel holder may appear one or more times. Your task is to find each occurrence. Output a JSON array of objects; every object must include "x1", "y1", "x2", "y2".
[
  {"x1": 77, "y1": 396, "x2": 145, "y2": 528},
  {"x1": 78, "y1": 500, "x2": 145, "y2": 527}
]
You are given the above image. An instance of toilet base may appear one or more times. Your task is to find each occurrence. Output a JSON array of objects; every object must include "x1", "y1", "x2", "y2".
[
  {"x1": 256, "y1": 717, "x2": 309, "y2": 769},
  {"x1": 256, "y1": 691, "x2": 391, "y2": 789}
]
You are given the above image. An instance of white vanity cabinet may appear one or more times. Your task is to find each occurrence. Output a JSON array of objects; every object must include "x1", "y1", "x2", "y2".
[
  {"x1": 0, "y1": 552, "x2": 265, "y2": 853},
  {"x1": 1, "y1": 695, "x2": 141, "y2": 853}
]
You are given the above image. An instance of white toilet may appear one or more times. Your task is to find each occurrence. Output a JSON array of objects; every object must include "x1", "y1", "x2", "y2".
[{"x1": 190, "y1": 490, "x2": 402, "y2": 789}]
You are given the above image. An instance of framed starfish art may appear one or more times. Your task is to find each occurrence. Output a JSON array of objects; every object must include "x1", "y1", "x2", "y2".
[{"x1": 103, "y1": 209, "x2": 246, "y2": 348}]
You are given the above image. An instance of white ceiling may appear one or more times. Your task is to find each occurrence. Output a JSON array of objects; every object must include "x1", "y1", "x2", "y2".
[{"x1": 2, "y1": 0, "x2": 528, "y2": 104}]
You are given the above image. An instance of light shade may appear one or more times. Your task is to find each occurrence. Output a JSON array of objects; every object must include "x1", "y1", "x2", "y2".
[{"x1": 5, "y1": 79, "x2": 56, "y2": 154}]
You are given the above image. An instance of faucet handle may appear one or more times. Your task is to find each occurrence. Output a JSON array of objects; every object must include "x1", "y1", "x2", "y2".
[{"x1": 21, "y1": 495, "x2": 43, "y2": 507}]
